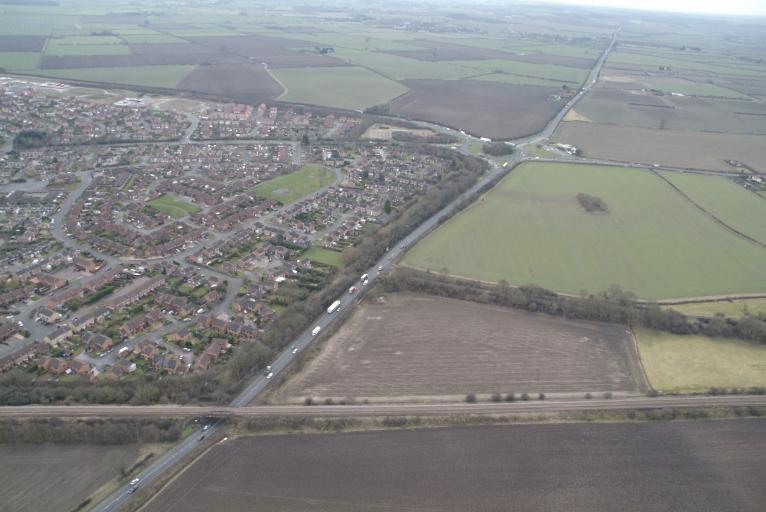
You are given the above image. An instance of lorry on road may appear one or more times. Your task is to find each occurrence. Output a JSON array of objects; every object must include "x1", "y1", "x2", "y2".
[{"x1": 327, "y1": 300, "x2": 341, "y2": 314}]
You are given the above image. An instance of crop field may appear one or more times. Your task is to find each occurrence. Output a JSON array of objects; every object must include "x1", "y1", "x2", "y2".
[
  {"x1": 255, "y1": 165, "x2": 336, "y2": 204},
  {"x1": 185, "y1": 34, "x2": 350, "y2": 68},
  {"x1": 274, "y1": 294, "x2": 645, "y2": 402},
  {"x1": 0, "y1": 35, "x2": 46, "y2": 52},
  {"x1": 664, "y1": 298, "x2": 766, "y2": 318},
  {"x1": 144, "y1": 420, "x2": 766, "y2": 512},
  {"x1": 147, "y1": 194, "x2": 200, "y2": 218},
  {"x1": 636, "y1": 329, "x2": 766, "y2": 392},
  {"x1": 451, "y1": 58, "x2": 590, "y2": 84},
  {"x1": 473, "y1": 72, "x2": 573, "y2": 87},
  {"x1": 303, "y1": 246, "x2": 343, "y2": 267},
  {"x1": 0, "y1": 444, "x2": 138, "y2": 512},
  {"x1": 389, "y1": 80, "x2": 563, "y2": 139},
  {"x1": 635, "y1": 77, "x2": 750, "y2": 99},
  {"x1": 45, "y1": 44, "x2": 131, "y2": 56},
  {"x1": 0, "y1": 51, "x2": 40, "y2": 71},
  {"x1": 177, "y1": 64, "x2": 283, "y2": 103},
  {"x1": 273, "y1": 66, "x2": 408, "y2": 111},
  {"x1": 608, "y1": 50, "x2": 766, "y2": 78},
  {"x1": 37, "y1": 65, "x2": 196, "y2": 88},
  {"x1": 331, "y1": 47, "x2": 478, "y2": 80},
  {"x1": 661, "y1": 172, "x2": 766, "y2": 244},
  {"x1": 571, "y1": 88, "x2": 766, "y2": 135},
  {"x1": 554, "y1": 122, "x2": 766, "y2": 171},
  {"x1": 402, "y1": 162, "x2": 766, "y2": 299}
]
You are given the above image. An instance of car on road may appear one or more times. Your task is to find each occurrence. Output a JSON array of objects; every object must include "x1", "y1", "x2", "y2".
[
  {"x1": 378, "y1": 266, "x2": 383, "y2": 271},
  {"x1": 312, "y1": 326, "x2": 321, "y2": 336},
  {"x1": 362, "y1": 279, "x2": 369, "y2": 286},
  {"x1": 291, "y1": 346, "x2": 298, "y2": 354},
  {"x1": 128, "y1": 486, "x2": 138, "y2": 494},
  {"x1": 202, "y1": 424, "x2": 210, "y2": 431},
  {"x1": 266, "y1": 372, "x2": 273, "y2": 379},
  {"x1": 130, "y1": 478, "x2": 140, "y2": 486}
]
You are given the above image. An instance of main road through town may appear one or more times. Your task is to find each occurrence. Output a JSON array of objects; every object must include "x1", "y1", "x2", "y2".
[{"x1": 62, "y1": 31, "x2": 618, "y2": 512}]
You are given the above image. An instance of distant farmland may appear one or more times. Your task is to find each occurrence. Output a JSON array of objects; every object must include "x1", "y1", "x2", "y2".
[
  {"x1": 274, "y1": 294, "x2": 646, "y2": 402},
  {"x1": 273, "y1": 66, "x2": 408, "y2": 111},
  {"x1": 402, "y1": 162, "x2": 766, "y2": 299},
  {"x1": 554, "y1": 122, "x2": 766, "y2": 172},
  {"x1": 389, "y1": 80, "x2": 564, "y2": 139},
  {"x1": 144, "y1": 420, "x2": 766, "y2": 512}
]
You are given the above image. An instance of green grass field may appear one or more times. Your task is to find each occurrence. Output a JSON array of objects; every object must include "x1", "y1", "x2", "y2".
[
  {"x1": 47, "y1": 35, "x2": 125, "y2": 46},
  {"x1": 147, "y1": 194, "x2": 199, "y2": 218},
  {"x1": 662, "y1": 172, "x2": 766, "y2": 245},
  {"x1": 45, "y1": 44, "x2": 131, "y2": 56},
  {"x1": 331, "y1": 48, "x2": 477, "y2": 80},
  {"x1": 637, "y1": 78, "x2": 749, "y2": 99},
  {"x1": 452, "y1": 59, "x2": 589, "y2": 84},
  {"x1": 636, "y1": 329, "x2": 766, "y2": 392},
  {"x1": 664, "y1": 298, "x2": 766, "y2": 318},
  {"x1": 304, "y1": 246, "x2": 343, "y2": 267},
  {"x1": 255, "y1": 165, "x2": 335, "y2": 204},
  {"x1": 120, "y1": 34, "x2": 187, "y2": 44},
  {"x1": 472, "y1": 72, "x2": 569, "y2": 87},
  {"x1": 608, "y1": 50, "x2": 766, "y2": 77},
  {"x1": 37, "y1": 65, "x2": 195, "y2": 88},
  {"x1": 515, "y1": 43, "x2": 601, "y2": 59},
  {"x1": 0, "y1": 52, "x2": 40, "y2": 70},
  {"x1": 402, "y1": 162, "x2": 766, "y2": 299},
  {"x1": 272, "y1": 66, "x2": 408, "y2": 111}
]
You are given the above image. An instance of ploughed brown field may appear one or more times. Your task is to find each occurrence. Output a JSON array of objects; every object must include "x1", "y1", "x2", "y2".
[
  {"x1": 177, "y1": 64, "x2": 284, "y2": 103},
  {"x1": 274, "y1": 294, "x2": 646, "y2": 403},
  {"x1": 143, "y1": 419, "x2": 766, "y2": 512},
  {"x1": 389, "y1": 80, "x2": 564, "y2": 139},
  {"x1": 0, "y1": 444, "x2": 138, "y2": 512},
  {"x1": 0, "y1": 35, "x2": 46, "y2": 52},
  {"x1": 388, "y1": 39, "x2": 595, "y2": 68},
  {"x1": 186, "y1": 34, "x2": 350, "y2": 68},
  {"x1": 555, "y1": 121, "x2": 766, "y2": 172}
]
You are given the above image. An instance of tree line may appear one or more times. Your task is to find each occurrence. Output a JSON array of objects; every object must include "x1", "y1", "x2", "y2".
[
  {"x1": 0, "y1": 417, "x2": 183, "y2": 444},
  {"x1": 379, "y1": 269, "x2": 766, "y2": 345}
]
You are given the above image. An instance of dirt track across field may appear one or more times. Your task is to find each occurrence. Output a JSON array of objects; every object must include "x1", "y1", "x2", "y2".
[{"x1": 274, "y1": 294, "x2": 647, "y2": 403}]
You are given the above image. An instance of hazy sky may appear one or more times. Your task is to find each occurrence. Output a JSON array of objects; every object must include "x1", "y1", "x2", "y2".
[{"x1": 539, "y1": 0, "x2": 766, "y2": 16}]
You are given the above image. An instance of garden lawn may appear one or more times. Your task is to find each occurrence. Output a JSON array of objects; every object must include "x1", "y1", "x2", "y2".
[
  {"x1": 147, "y1": 194, "x2": 199, "y2": 218},
  {"x1": 304, "y1": 246, "x2": 343, "y2": 267},
  {"x1": 403, "y1": 162, "x2": 766, "y2": 299}
]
